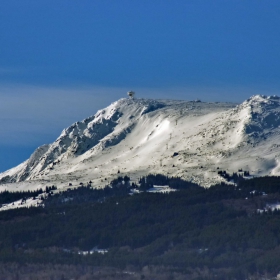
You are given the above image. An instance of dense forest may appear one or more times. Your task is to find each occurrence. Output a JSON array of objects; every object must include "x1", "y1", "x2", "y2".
[{"x1": 0, "y1": 175, "x2": 280, "y2": 279}]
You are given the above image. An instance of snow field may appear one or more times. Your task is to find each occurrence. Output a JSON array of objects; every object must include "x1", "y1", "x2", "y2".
[{"x1": 1, "y1": 95, "x2": 280, "y2": 191}]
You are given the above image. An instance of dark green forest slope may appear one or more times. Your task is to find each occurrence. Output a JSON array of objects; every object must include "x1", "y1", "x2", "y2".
[{"x1": 0, "y1": 175, "x2": 280, "y2": 279}]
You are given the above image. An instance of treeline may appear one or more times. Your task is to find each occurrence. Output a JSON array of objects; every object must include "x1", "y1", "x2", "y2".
[
  {"x1": 43, "y1": 174, "x2": 201, "y2": 207},
  {"x1": 138, "y1": 174, "x2": 201, "y2": 190},
  {"x1": 44, "y1": 184, "x2": 130, "y2": 207},
  {"x1": 0, "y1": 189, "x2": 44, "y2": 205},
  {"x1": 217, "y1": 169, "x2": 250, "y2": 183},
  {"x1": 0, "y1": 186, "x2": 57, "y2": 207},
  {"x1": 4, "y1": 172, "x2": 276, "y2": 209}
]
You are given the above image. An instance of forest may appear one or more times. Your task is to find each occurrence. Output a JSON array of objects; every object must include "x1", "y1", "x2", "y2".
[{"x1": 0, "y1": 174, "x2": 280, "y2": 279}]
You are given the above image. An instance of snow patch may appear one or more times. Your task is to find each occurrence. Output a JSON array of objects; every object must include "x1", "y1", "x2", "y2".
[{"x1": 147, "y1": 185, "x2": 177, "y2": 193}]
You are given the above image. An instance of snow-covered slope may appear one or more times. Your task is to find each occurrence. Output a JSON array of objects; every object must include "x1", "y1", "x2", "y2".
[{"x1": 1, "y1": 95, "x2": 280, "y2": 190}]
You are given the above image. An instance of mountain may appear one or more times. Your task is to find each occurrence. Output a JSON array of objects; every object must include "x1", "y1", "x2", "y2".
[{"x1": 1, "y1": 95, "x2": 280, "y2": 191}]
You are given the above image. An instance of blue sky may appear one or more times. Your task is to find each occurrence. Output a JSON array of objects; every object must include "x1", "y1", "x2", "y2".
[{"x1": 0, "y1": 0, "x2": 280, "y2": 171}]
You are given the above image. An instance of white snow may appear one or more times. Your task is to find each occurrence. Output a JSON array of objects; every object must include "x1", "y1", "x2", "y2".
[
  {"x1": 0, "y1": 194, "x2": 45, "y2": 211},
  {"x1": 1, "y1": 95, "x2": 280, "y2": 193},
  {"x1": 147, "y1": 185, "x2": 176, "y2": 193},
  {"x1": 265, "y1": 203, "x2": 280, "y2": 211},
  {"x1": 78, "y1": 247, "x2": 108, "y2": 255}
]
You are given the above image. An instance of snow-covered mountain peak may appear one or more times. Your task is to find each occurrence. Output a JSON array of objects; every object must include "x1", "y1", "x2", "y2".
[
  {"x1": 239, "y1": 94, "x2": 280, "y2": 112},
  {"x1": 56, "y1": 98, "x2": 169, "y2": 151},
  {"x1": 246, "y1": 94, "x2": 280, "y2": 103},
  {"x1": 2, "y1": 95, "x2": 280, "y2": 190},
  {"x1": 232, "y1": 95, "x2": 280, "y2": 138}
]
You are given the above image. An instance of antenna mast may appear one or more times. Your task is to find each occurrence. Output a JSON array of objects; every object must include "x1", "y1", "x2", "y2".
[{"x1": 127, "y1": 91, "x2": 135, "y2": 99}]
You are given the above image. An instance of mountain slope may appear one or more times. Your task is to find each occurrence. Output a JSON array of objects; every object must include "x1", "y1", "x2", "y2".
[{"x1": 1, "y1": 95, "x2": 280, "y2": 190}]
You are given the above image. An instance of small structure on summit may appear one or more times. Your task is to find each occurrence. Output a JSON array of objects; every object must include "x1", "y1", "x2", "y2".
[{"x1": 127, "y1": 91, "x2": 135, "y2": 99}]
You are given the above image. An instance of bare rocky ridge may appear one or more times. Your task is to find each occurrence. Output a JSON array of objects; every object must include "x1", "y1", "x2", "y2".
[{"x1": 1, "y1": 95, "x2": 280, "y2": 192}]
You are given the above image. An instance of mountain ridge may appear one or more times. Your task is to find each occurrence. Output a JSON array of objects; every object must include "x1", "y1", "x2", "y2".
[{"x1": 1, "y1": 95, "x2": 280, "y2": 191}]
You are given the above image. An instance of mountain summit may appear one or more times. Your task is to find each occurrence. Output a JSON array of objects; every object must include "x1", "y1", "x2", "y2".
[{"x1": 1, "y1": 95, "x2": 280, "y2": 190}]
